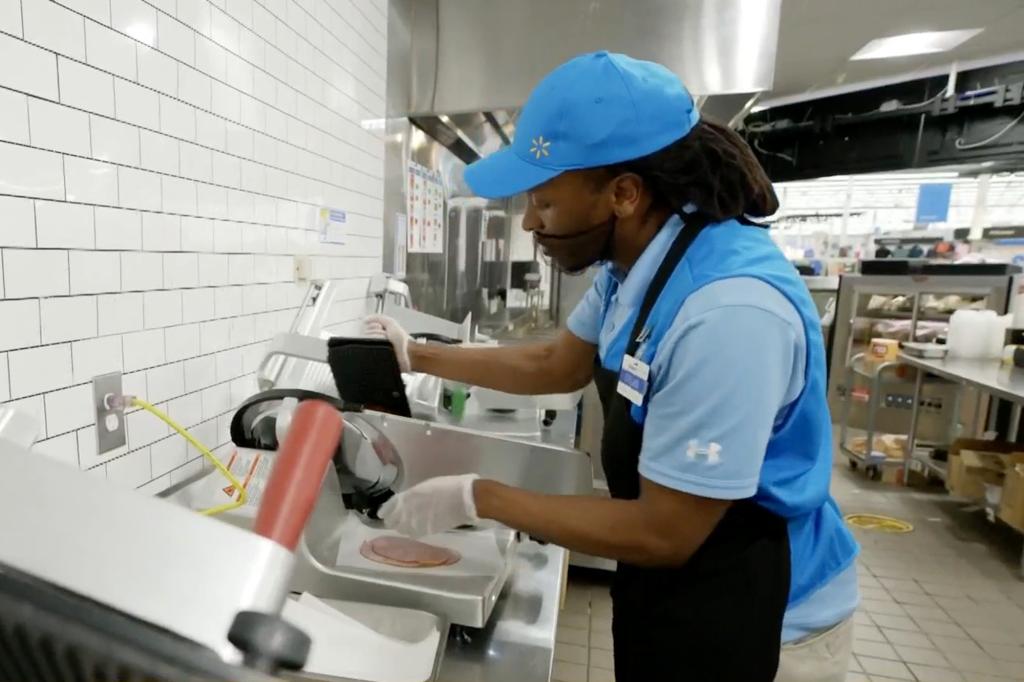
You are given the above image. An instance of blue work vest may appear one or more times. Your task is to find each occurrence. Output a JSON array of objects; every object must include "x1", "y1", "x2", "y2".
[{"x1": 600, "y1": 217, "x2": 859, "y2": 606}]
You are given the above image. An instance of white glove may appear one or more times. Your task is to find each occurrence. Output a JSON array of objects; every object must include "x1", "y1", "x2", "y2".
[
  {"x1": 362, "y1": 314, "x2": 412, "y2": 372},
  {"x1": 379, "y1": 474, "x2": 480, "y2": 538}
]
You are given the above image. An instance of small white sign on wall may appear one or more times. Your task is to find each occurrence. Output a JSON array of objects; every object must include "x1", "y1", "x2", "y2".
[{"x1": 318, "y1": 208, "x2": 347, "y2": 244}]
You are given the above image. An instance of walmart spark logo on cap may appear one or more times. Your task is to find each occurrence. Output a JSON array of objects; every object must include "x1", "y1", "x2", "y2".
[
  {"x1": 465, "y1": 50, "x2": 700, "y2": 199},
  {"x1": 530, "y1": 136, "x2": 551, "y2": 159}
]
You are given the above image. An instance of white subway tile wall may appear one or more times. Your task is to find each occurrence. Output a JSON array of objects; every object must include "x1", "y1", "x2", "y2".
[{"x1": 1, "y1": 0, "x2": 385, "y2": 489}]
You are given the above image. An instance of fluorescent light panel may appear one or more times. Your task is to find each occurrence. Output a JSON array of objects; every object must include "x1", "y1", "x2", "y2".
[{"x1": 850, "y1": 29, "x2": 983, "y2": 61}]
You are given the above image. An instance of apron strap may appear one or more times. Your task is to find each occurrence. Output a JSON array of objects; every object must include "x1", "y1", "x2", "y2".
[{"x1": 625, "y1": 212, "x2": 713, "y2": 357}]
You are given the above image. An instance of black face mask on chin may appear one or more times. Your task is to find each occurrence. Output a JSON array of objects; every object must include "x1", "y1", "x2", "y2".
[{"x1": 534, "y1": 215, "x2": 617, "y2": 275}]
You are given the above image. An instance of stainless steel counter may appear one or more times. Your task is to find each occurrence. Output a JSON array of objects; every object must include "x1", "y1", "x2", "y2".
[
  {"x1": 438, "y1": 540, "x2": 566, "y2": 682},
  {"x1": 898, "y1": 354, "x2": 1024, "y2": 403}
]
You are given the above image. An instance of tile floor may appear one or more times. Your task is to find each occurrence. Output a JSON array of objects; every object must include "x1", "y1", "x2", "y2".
[{"x1": 554, "y1": 455, "x2": 1024, "y2": 681}]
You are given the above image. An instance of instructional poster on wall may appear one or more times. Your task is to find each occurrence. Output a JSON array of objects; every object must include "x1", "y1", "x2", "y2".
[{"x1": 406, "y1": 161, "x2": 445, "y2": 253}]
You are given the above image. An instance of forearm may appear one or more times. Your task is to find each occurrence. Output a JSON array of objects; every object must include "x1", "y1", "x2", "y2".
[
  {"x1": 473, "y1": 480, "x2": 714, "y2": 566},
  {"x1": 409, "y1": 342, "x2": 586, "y2": 395}
]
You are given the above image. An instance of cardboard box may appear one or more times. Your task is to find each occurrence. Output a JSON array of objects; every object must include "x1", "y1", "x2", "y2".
[
  {"x1": 867, "y1": 338, "x2": 900, "y2": 365},
  {"x1": 999, "y1": 463, "x2": 1024, "y2": 532},
  {"x1": 946, "y1": 454, "x2": 978, "y2": 497},
  {"x1": 960, "y1": 449, "x2": 1018, "y2": 471},
  {"x1": 948, "y1": 438, "x2": 1020, "y2": 459},
  {"x1": 946, "y1": 439, "x2": 1021, "y2": 500}
]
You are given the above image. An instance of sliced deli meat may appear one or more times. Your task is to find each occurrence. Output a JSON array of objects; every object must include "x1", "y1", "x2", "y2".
[{"x1": 359, "y1": 536, "x2": 461, "y2": 568}]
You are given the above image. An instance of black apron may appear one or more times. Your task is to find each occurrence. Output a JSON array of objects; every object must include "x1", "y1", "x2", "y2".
[{"x1": 592, "y1": 214, "x2": 791, "y2": 682}]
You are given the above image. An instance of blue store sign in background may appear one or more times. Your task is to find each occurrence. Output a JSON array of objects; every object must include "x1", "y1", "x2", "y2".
[{"x1": 915, "y1": 183, "x2": 953, "y2": 224}]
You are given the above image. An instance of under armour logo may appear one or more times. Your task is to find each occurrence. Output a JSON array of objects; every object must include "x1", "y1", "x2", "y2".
[
  {"x1": 530, "y1": 136, "x2": 551, "y2": 159},
  {"x1": 686, "y1": 440, "x2": 722, "y2": 465}
]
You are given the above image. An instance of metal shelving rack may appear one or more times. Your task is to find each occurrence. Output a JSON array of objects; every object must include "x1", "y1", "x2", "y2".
[
  {"x1": 838, "y1": 354, "x2": 946, "y2": 478},
  {"x1": 830, "y1": 274, "x2": 1012, "y2": 477}
]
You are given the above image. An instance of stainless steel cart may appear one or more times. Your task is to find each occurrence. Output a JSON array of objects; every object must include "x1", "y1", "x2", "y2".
[{"x1": 829, "y1": 274, "x2": 1010, "y2": 479}]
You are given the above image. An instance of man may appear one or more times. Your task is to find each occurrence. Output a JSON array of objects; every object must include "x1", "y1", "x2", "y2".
[{"x1": 367, "y1": 52, "x2": 858, "y2": 682}]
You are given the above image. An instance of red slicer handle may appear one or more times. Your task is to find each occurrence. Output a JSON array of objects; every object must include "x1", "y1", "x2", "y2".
[{"x1": 252, "y1": 400, "x2": 343, "y2": 550}]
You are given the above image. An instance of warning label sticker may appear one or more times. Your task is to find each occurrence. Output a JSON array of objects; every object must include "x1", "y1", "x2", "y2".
[{"x1": 193, "y1": 448, "x2": 273, "y2": 514}]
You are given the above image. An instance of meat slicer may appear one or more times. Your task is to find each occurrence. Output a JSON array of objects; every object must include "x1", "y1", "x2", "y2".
[
  {"x1": 168, "y1": 384, "x2": 592, "y2": 629},
  {"x1": 167, "y1": 280, "x2": 592, "y2": 628},
  {"x1": 0, "y1": 400, "x2": 452, "y2": 681}
]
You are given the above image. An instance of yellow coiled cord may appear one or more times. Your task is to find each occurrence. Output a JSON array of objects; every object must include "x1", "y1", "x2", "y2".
[{"x1": 130, "y1": 397, "x2": 247, "y2": 516}]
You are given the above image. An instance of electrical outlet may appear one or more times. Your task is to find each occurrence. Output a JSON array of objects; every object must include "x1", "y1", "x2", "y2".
[
  {"x1": 92, "y1": 372, "x2": 126, "y2": 455},
  {"x1": 293, "y1": 255, "x2": 312, "y2": 282}
]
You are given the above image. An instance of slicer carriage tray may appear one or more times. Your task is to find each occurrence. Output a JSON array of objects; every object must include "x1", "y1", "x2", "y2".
[{"x1": 294, "y1": 514, "x2": 517, "y2": 628}]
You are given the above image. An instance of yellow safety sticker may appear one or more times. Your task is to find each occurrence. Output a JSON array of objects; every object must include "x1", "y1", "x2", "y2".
[{"x1": 844, "y1": 513, "x2": 914, "y2": 533}]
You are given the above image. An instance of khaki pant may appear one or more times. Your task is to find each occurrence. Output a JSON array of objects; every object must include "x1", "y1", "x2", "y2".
[{"x1": 774, "y1": 616, "x2": 854, "y2": 682}]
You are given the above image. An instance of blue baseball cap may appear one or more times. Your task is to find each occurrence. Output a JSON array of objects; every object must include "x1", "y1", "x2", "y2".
[{"x1": 465, "y1": 51, "x2": 700, "y2": 200}]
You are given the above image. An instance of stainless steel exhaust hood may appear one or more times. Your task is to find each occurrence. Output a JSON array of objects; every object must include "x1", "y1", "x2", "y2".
[{"x1": 401, "y1": 0, "x2": 782, "y2": 117}]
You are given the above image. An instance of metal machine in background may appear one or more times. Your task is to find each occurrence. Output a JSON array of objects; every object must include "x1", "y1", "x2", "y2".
[{"x1": 444, "y1": 201, "x2": 512, "y2": 325}]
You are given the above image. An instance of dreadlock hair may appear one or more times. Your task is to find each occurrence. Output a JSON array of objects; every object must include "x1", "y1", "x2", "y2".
[{"x1": 599, "y1": 117, "x2": 779, "y2": 221}]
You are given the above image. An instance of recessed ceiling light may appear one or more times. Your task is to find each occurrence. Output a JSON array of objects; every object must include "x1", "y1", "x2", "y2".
[{"x1": 850, "y1": 29, "x2": 983, "y2": 61}]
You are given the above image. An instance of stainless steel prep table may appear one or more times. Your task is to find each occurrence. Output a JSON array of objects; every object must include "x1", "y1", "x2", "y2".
[
  {"x1": 447, "y1": 327, "x2": 582, "y2": 450},
  {"x1": 437, "y1": 541, "x2": 566, "y2": 682},
  {"x1": 900, "y1": 354, "x2": 1024, "y2": 405},
  {"x1": 899, "y1": 352, "x2": 1024, "y2": 574},
  {"x1": 429, "y1": 403, "x2": 579, "y2": 450},
  {"x1": 900, "y1": 353, "x2": 1024, "y2": 463}
]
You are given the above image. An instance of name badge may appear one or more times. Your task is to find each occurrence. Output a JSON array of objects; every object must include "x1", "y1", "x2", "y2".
[{"x1": 617, "y1": 354, "x2": 650, "y2": 406}]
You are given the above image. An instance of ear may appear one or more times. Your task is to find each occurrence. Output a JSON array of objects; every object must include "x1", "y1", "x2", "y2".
[{"x1": 610, "y1": 173, "x2": 644, "y2": 218}]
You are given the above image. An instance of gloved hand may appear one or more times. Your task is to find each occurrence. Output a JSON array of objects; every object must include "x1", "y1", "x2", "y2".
[
  {"x1": 379, "y1": 474, "x2": 480, "y2": 538},
  {"x1": 362, "y1": 314, "x2": 412, "y2": 372}
]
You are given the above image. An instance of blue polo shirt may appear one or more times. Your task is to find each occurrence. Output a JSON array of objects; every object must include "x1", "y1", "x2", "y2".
[{"x1": 567, "y1": 219, "x2": 858, "y2": 641}]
